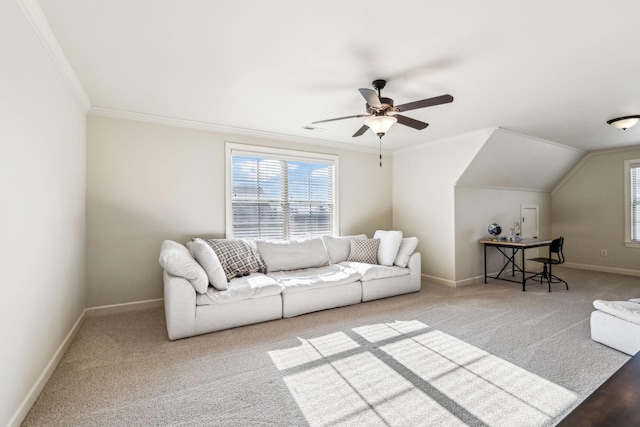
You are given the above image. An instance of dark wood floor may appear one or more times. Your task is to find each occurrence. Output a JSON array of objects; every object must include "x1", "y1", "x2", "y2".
[{"x1": 557, "y1": 350, "x2": 639, "y2": 426}]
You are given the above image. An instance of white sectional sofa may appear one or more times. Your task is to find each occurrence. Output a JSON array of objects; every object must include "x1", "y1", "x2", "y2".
[
  {"x1": 591, "y1": 299, "x2": 640, "y2": 355},
  {"x1": 160, "y1": 233, "x2": 421, "y2": 340}
]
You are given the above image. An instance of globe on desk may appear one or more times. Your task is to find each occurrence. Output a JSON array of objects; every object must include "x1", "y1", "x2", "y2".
[{"x1": 488, "y1": 223, "x2": 502, "y2": 240}]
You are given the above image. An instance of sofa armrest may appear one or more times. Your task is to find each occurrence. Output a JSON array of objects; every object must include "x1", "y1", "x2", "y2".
[
  {"x1": 407, "y1": 252, "x2": 422, "y2": 290},
  {"x1": 163, "y1": 271, "x2": 197, "y2": 340}
]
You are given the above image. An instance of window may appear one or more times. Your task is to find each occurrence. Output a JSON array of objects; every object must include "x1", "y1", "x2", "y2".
[
  {"x1": 624, "y1": 158, "x2": 640, "y2": 247},
  {"x1": 226, "y1": 143, "x2": 338, "y2": 240}
]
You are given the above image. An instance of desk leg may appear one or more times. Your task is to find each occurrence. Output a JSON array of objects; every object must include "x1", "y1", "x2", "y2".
[
  {"x1": 512, "y1": 248, "x2": 516, "y2": 276},
  {"x1": 483, "y1": 244, "x2": 487, "y2": 284},
  {"x1": 521, "y1": 248, "x2": 526, "y2": 291}
]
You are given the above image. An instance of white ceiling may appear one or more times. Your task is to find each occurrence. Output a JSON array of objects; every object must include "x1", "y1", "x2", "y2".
[{"x1": 37, "y1": 0, "x2": 640, "y2": 152}]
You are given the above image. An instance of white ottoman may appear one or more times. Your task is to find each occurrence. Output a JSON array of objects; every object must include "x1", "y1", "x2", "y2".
[{"x1": 591, "y1": 299, "x2": 640, "y2": 356}]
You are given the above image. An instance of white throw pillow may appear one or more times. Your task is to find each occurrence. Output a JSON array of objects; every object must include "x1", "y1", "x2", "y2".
[
  {"x1": 593, "y1": 300, "x2": 640, "y2": 325},
  {"x1": 394, "y1": 237, "x2": 419, "y2": 267},
  {"x1": 188, "y1": 239, "x2": 228, "y2": 291},
  {"x1": 256, "y1": 238, "x2": 330, "y2": 272},
  {"x1": 159, "y1": 240, "x2": 208, "y2": 293},
  {"x1": 373, "y1": 230, "x2": 403, "y2": 266},
  {"x1": 322, "y1": 234, "x2": 367, "y2": 264}
]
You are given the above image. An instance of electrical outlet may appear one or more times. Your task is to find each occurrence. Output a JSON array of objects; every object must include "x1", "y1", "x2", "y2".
[{"x1": 601, "y1": 249, "x2": 608, "y2": 257}]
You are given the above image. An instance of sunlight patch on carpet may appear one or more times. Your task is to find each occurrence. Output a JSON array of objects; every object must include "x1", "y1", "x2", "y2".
[
  {"x1": 268, "y1": 320, "x2": 578, "y2": 427},
  {"x1": 269, "y1": 332, "x2": 361, "y2": 370}
]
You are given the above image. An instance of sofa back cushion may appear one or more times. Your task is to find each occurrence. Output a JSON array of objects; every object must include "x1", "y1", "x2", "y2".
[
  {"x1": 373, "y1": 230, "x2": 403, "y2": 266},
  {"x1": 321, "y1": 234, "x2": 367, "y2": 264},
  {"x1": 159, "y1": 240, "x2": 209, "y2": 293},
  {"x1": 394, "y1": 237, "x2": 419, "y2": 268},
  {"x1": 256, "y1": 238, "x2": 330, "y2": 272},
  {"x1": 187, "y1": 238, "x2": 229, "y2": 291}
]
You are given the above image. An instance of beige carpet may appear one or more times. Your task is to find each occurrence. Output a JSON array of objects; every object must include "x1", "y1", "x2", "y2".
[{"x1": 22, "y1": 267, "x2": 636, "y2": 426}]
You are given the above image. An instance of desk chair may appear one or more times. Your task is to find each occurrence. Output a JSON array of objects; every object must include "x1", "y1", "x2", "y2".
[{"x1": 527, "y1": 236, "x2": 569, "y2": 292}]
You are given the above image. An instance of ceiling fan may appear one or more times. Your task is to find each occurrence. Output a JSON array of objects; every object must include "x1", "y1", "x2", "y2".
[{"x1": 312, "y1": 79, "x2": 454, "y2": 139}]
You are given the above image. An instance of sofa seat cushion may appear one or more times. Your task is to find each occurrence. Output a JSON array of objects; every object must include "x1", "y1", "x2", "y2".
[
  {"x1": 593, "y1": 299, "x2": 640, "y2": 325},
  {"x1": 338, "y1": 261, "x2": 410, "y2": 282},
  {"x1": 196, "y1": 273, "x2": 282, "y2": 306},
  {"x1": 269, "y1": 265, "x2": 362, "y2": 294}
]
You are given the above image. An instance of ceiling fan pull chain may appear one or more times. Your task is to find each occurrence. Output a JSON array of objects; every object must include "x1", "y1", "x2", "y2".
[{"x1": 379, "y1": 136, "x2": 382, "y2": 167}]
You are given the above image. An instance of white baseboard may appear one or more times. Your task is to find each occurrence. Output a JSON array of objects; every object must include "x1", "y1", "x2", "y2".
[
  {"x1": 454, "y1": 275, "x2": 485, "y2": 287},
  {"x1": 427, "y1": 264, "x2": 640, "y2": 291},
  {"x1": 563, "y1": 262, "x2": 640, "y2": 277},
  {"x1": 7, "y1": 309, "x2": 86, "y2": 427},
  {"x1": 422, "y1": 274, "x2": 456, "y2": 288},
  {"x1": 86, "y1": 298, "x2": 164, "y2": 317},
  {"x1": 424, "y1": 270, "x2": 527, "y2": 288}
]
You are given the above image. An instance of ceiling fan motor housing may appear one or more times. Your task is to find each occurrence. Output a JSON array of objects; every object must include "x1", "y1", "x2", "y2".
[{"x1": 367, "y1": 97, "x2": 394, "y2": 114}]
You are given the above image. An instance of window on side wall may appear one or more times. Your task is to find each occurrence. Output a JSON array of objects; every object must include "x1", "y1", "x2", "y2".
[
  {"x1": 226, "y1": 143, "x2": 338, "y2": 240},
  {"x1": 624, "y1": 158, "x2": 640, "y2": 248}
]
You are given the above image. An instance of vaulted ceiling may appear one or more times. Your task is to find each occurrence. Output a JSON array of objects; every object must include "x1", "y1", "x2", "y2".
[{"x1": 37, "y1": 0, "x2": 640, "y2": 152}]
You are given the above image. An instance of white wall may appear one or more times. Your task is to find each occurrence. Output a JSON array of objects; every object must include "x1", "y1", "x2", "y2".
[
  {"x1": 0, "y1": 1, "x2": 86, "y2": 425},
  {"x1": 552, "y1": 146, "x2": 640, "y2": 275},
  {"x1": 392, "y1": 130, "x2": 489, "y2": 284},
  {"x1": 86, "y1": 115, "x2": 393, "y2": 307},
  {"x1": 455, "y1": 187, "x2": 551, "y2": 282},
  {"x1": 453, "y1": 129, "x2": 582, "y2": 285},
  {"x1": 394, "y1": 127, "x2": 583, "y2": 287}
]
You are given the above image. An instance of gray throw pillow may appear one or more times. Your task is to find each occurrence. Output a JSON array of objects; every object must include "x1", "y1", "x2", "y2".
[
  {"x1": 204, "y1": 239, "x2": 267, "y2": 281},
  {"x1": 347, "y1": 238, "x2": 380, "y2": 264}
]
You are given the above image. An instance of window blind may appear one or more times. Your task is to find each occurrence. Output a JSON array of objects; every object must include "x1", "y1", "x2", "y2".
[
  {"x1": 230, "y1": 152, "x2": 335, "y2": 240},
  {"x1": 632, "y1": 162, "x2": 640, "y2": 241}
]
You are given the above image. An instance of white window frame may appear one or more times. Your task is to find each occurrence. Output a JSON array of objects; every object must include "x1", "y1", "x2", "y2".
[
  {"x1": 225, "y1": 142, "x2": 339, "y2": 239},
  {"x1": 624, "y1": 158, "x2": 640, "y2": 248}
]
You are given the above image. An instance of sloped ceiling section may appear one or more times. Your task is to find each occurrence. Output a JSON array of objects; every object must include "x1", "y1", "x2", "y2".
[{"x1": 456, "y1": 128, "x2": 586, "y2": 192}]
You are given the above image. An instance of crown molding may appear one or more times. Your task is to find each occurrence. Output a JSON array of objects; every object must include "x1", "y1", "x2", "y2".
[
  {"x1": 88, "y1": 106, "x2": 391, "y2": 155},
  {"x1": 496, "y1": 127, "x2": 586, "y2": 154},
  {"x1": 588, "y1": 144, "x2": 640, "y2": 156},
  {"x1": 395, "y1": 127, "x2": 495, "y2": 155},
  {"x1": 551, "y1": 143, "x2": 640, "y2": 195},
  {"x1": 17, "y1": 0, "x2": 91, "y2": 110},
  {"x1": 454, "y1": 183, "x2": 550, "y2": 193}
]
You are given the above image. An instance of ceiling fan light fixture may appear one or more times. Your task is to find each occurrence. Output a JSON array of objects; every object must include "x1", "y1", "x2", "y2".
[
  {"x1": 364, "y1": 115, "x2": 397, "y2": 136},
  {"x1": 607, "y1": 115, "x2": 640, "y2": 130}
]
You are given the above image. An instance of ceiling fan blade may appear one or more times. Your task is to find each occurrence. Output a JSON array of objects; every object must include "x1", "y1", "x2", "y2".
[
  {"x1": 358, "y1": 88, "x2": 382, "y2": 108},
  {"x1": 395, "y1": 94, "x2": 454, "y2": 112},
  {"x1": 352, "y1": 124, "x2": 369, "y2": 137},
  {"x1": 312, "y1": 114, "x2": 368, "y2": 125},
  {"x1": 395, "y1": 114, "x2": 429, "y2": 130}
]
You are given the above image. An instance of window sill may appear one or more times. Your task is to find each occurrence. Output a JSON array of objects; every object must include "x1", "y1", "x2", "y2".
[{"x1": 624, "y1": 241, "x2": 640, "y2": 249}]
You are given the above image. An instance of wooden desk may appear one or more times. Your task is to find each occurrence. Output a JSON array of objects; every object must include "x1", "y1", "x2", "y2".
[
  {"x1": 479, "y1": 238, "x2": 553, "y2": 291},
  {"x1": 557, "y1": 351, "x2": 639, "y2": 426}
]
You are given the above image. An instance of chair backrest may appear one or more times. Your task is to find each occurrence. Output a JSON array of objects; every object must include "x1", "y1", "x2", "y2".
[{"x1": 549, "y1": 236, "x2": 565, "y2": 264}]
